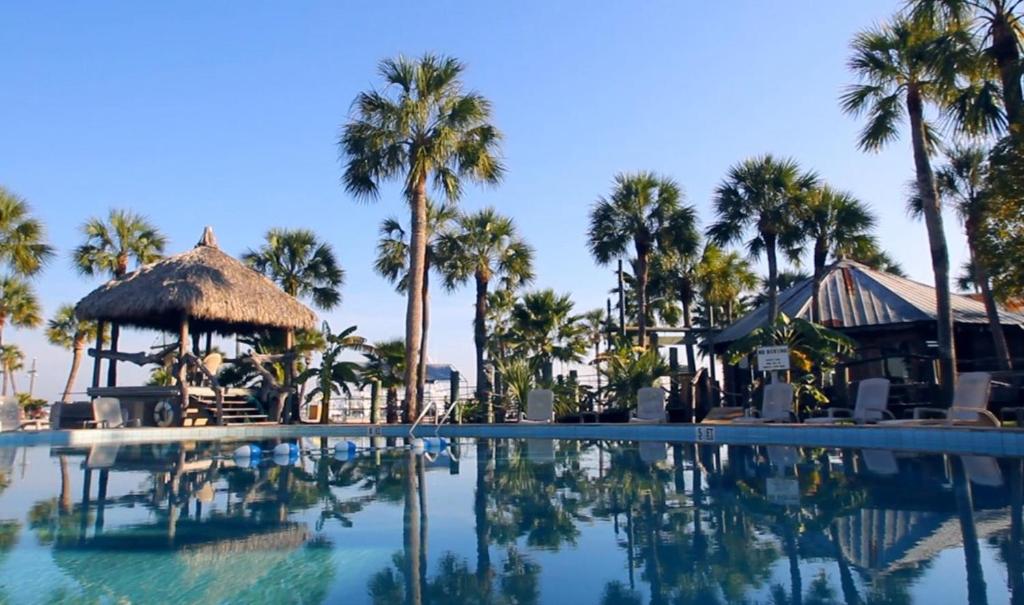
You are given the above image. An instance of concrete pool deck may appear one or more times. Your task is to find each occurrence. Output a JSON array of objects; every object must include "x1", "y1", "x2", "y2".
[{"x1": 3, "y1": 422, "x2": 1024, "y2": 457}]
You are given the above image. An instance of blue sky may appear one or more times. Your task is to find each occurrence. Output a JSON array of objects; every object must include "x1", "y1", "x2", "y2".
[{"x1": 2, "y1": 1, "x2": 970, "y2": 401}]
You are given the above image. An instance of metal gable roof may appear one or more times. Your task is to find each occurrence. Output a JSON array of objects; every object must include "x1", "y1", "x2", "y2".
[{"x1": 715, "y1": 260, "x2": 1024, "y2": 344}]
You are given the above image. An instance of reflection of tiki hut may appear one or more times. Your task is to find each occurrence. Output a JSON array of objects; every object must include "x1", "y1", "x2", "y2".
[{"x1": 71, "y1": 227, "x2": 316, "y2": 426}]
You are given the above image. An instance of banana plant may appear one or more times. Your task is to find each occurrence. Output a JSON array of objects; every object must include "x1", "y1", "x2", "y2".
[{"x1": 299, "y1": 323, "x2": 371, "y2": 424}]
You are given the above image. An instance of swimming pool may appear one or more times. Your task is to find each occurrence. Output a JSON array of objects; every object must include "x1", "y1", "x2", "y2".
[{"x1": 0, "y1": 437, "x2": 1019, "y2": 604}]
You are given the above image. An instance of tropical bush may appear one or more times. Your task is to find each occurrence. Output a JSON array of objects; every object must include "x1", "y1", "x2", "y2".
[{"x1": 595, "y1": 338, "x2": 668, "y2": 411}]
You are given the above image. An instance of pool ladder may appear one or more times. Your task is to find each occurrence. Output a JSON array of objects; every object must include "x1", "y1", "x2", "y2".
[{"x1": 408, "y1": 397, "x2": 461, "y2": 438}]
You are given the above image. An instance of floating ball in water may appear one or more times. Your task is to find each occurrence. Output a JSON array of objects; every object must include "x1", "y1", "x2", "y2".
[
  {"x1": 333, "y1": 440, "x2": 358, "y2": 461},
  {"x1": 233, "y1": 444, "x2": 262, "y2": 460},
  {"x1": 272, "y1": 443, "x2": 299, "y2": 457}
]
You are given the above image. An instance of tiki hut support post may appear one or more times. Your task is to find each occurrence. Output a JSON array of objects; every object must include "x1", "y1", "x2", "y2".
[
  {"x1": 91, "y1": 321, "x2": 105, "y2": 389},
  {"x1": 178, "y1": 316, "x2": 191, "y2": 423},
  {"x1": 106, "y1": 325, "x2": 119, "y2": 387},
  {"x1": 284, "y1": 329, "x2": 296, "y2": 423}
]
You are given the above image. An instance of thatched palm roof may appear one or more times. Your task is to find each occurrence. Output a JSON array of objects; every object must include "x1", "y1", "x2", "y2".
[{"x1": 76, "y1": 227, "x2": 317, "y2": 334}]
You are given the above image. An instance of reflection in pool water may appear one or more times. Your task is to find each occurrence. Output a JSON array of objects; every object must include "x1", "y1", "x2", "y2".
[{"x1": 0, "y1": 438, "x2": 1020, "y2": 604}]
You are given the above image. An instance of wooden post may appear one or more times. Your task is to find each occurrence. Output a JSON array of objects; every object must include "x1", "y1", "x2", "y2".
[
  {"x1": 284, "y1": 329, "x2": 296, "y2": 424},
  {"x1": 617, "y1": 260, "x2": 626, "y2": 338},
  {"x1": 205, "y1": 332, "x2": 212, "y2": 356},
  {"x1": 106, "y1": 324, "x2": 119, "y2": 387},
  {"x1": 91, "y1": 321, "x2": 105, "y2": 389},
  {"x1": 178, "y1": 317, "x2": 191, "y2": 423}
]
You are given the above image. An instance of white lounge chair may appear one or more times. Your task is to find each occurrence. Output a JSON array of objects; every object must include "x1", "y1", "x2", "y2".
[
  {"x1": 630, "y1": 387, "x2": 666, "y2": 423},
  {"x1": 962, "y1": 456, "x2": 1003, "y2": 487},
  {"x1": 520, "y1": 389, "x2": 554, "y2": 424},
  {"x1": 525, "y1": 438, "x2": 556, "y2": 462},
  {"x1": 804, "y1": 378, "x2": 892, "y2": 424},
  {"x1": 885, "y1": 372, "x2": 996, "y2": 426},
  {"x1": 860, "y1": 449, "x2": 899, "y2": 476},
  {"x1": 83, "y1": 398, "x2": 142, "y2": 429},
  {"x1": 736, "y1": 383, "x2": 794, "y2": 424},
  {"x1": 638, "y1": 441, "x2": 667, "y2": 465}
]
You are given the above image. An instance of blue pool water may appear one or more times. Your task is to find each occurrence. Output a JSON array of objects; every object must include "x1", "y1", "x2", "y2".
[{"x1": 0, "y1": 437, "x2": 1020, "y2": 604}]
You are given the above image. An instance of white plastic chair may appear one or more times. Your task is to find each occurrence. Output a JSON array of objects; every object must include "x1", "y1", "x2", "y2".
[
  {"x1": 738, "y1": 383, "x2": 794, "y2": 424},
  {"x1": 962, "y1": 456, "x2": 1003, "y2": 487},
  {"x1": 630, "y1": 387, "x2": 666, "y2": 423},
  {"x1": 909, "y1": 372, "x2": 997, "y2": 426},
  {"x1": 860, "y1": 449, "x2": 899, "y2": 476},
  {"x1": 521, "y1": 389, "x2": 554, "y2": 423},
  {"x1": 805, "y1": 378, "x2": 892, "y2": 424},
  {"x1": 83, "y1": 398, "x2": 141, "y2": 429}
]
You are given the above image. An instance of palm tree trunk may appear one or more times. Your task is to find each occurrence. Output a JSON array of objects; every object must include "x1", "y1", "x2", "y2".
[
  {"x1": 474, "y1": 274, "x2": 491, "y2": 421},
  {"x1": 908, "y1": 86, "x2": 957, "y2": 401},
  {"x1": 680, "y1": 282, "x2": 697, "y2": 372},
  {"x1": 370, "y1": 380, "x2": 381, "y2": 424},
  {"x1": 969, "y1": 238, "x2": 1012, "y2": 370},
  {"x1": 635, "y1": 246, "x2": 650, "y2": 348},
  {"x1": 0, "y1": 320, "x2": 6, "y2": 396},
  {"x1": 953, "y1": 458, "x2": 988, "y2": 605},
  {"x1": 417, "y1": 262, "x2": 430, "y2": 414},
  {"x1": 765, "y1": 233, "x2": 780, "y2": 326},
  {"x1": 403, "y1": 179, "x2": 428, "y2": 423},
  {"x1": 993, "y1": 12, "x2": 1023, "y2": 129},
  {"x1": 812, "y1": 239, "x2": 827, "y2": 324},
  {"x1": 61, "y1": 341, "x2": 86, "y2": 403},
  {"x1": 475, "y1": 440, "x2": 492, "y2": 596},
  {"x1": 59, "y1": 455, "x2": 73, "y2": 514}
]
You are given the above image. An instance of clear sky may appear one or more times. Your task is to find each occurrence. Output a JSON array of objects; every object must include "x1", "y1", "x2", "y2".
[{"x1": 2, "y1": 1, "x2": 971, "y2": 402}]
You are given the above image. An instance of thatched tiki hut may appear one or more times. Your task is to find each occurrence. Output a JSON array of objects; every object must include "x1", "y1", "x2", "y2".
[{"x1": 73, "y1": 227, "x2": 316, "y2": 426}]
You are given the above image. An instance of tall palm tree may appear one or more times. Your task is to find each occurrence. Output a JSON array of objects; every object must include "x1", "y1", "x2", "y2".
[
  {"x1": 440, "y1": 208, "x2": 533, "y2": 418},
  {"x1": 46, "y1": 305, "x2": 104, "y2": 403},
  {"x1": 707, "y1": 155, "x2": 818, "y2": 328},
  {"x1": 340, "y1": 53, "x2": 504, "y2": 422},
  {"x1": 841, "y1": 16, "x2": 971, "y2": 396},
  {"x1": 934, "y1": 145, "x2": 1013, "y2": 368},
  {"x1": 653, "y1": 244, "x2": 704, "y2": 372},
  {"x1": 588, "y1": 172, "x2": 699, "y2": 348},
  {"x1": 909, "y1": 0, "x2": 1024, "y2": 127},
  {"x1": 243, "y1": 228, "x2": 345, "y2": 310},
  {"x1": 0, "y1": 187, "x2": 54, "y2": 277},
  {"x1": 785, "y1": 186, "x2": 877, "y2": 323},
  {"x1": 375, "y1": 201, "x2": 458, "y2": 412},
  {"x1": 694, "y1": 244, "x2": 758, "y2": 326},
  {"x1": 73, "y1": 209, "x2": 166, "y2": 385}
]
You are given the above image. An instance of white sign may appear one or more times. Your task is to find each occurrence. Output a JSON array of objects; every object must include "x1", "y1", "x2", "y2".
[
  {"x1": 696, "y1": 426, "x2": 716, "y2": 443},
  {"x1": 757, "y1": 346, "x2": 791, "y2": 372}
]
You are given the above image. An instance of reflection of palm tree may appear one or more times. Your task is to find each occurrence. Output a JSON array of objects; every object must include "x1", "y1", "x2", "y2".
[{"x1": 952, "y1": 457, "x2": 989, "y2": 605}]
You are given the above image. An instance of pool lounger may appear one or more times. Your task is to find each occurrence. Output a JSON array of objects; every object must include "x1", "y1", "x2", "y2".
[
  {"x1": 804, "y1": 378, "x2": 893, "y2": 424},
  {"x1": 732, "y1": 383, "x2": 795, "y2": 424},
  {"x1": 520, "y1": 389, "x2": 554, "y2": 424},
  {"x1": 630, "y1": 387, "x2": 667, "y2": 424},
  {"x1": 881, "y1": 372, "x2": 998, "y2": 427}
]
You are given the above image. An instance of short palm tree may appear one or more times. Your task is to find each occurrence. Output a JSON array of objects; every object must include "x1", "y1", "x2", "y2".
[
  {"x1": 707, "y1": 155, "x2": 818, "y2": 327},
  {"x1": 73, "y1": 209, "x2": 166, "y2": 385},
  {"x1": 361, "y1": 339, "x2": 407, "y2": 424},
  {"x1": 46, "y1": 305, "x2": 104, "y2": 403},
  {"x1": 0, "y1": 187, "x2": 54, "y2": 277},
  {"x1": 933, "y1": 145, "x2": 1013, "y2": 368},
  {"x1": 243, "y1": 228, "x2": 344, "y2": 310},
  {"x1": 785, "y1": 186, "x2": 877, "y2": 323},
  {"x1": 588, "y1": 172, "x2": 699, "y2": 349},
  {"x1": 0, "y1": 344, "x2": 23, "y2": 396},
  {"x1": 507, "y1": 289, "x2": 588, "y2": 382},
  {"x1": 439, "y1": 208, "x2": 534, "y2": 418},
  {"x1": 340, "y1": 53, "x2": 503, "y2": 422},
  {"x1": 841, "y1": 16, "x2": 970, "y2": 395},
  {"x1": 298, "y1": 323, "x2": 369, "y2": 424},
  {"x1": 694, "y1": 244, "x2": 758, "y2": 326},
  {"x1": 375, "y1": 201, "x2": 458, "y2": 410},
  {"x1": 0, "y1": 277, "x2": 40, "y2": 396}
]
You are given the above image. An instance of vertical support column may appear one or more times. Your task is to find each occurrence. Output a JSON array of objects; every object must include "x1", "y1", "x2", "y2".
[
  {"x1": 178, "y1": 317, "x2": 192, "y2": 424},
  {"x1": 617, "y1": 260, "x2": 626, "y2": 338},
  {"x1": 284, "y1": 329, "x2": 296, "y2": 424},
  {"x1": 669, "y1": 348, "x2": 682, "y2": 422},
  {"x1": 91, "y1": 321, "x2": 106, "y2": 390}
]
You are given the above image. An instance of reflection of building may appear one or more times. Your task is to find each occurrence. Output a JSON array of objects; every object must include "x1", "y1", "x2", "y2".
[{"x1": 834, "y1": 508, "x2": 1010, "y2": 574}]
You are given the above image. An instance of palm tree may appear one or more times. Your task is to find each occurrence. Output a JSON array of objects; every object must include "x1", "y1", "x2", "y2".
[
  {"x1": 707, "y1": 155, "x2": 818, "y2": 329},
  {"x1": 298, "y1": 323, "x2": 369, "y2": 424},
  {"x1": 361, "y1": 339, "x2": 407, "y2": 424},
  {"x1": 0, "y1": 187, "x2": 54, "y2": 277},
  {"x1": 588, "y1": 172, "x2": 699, "y2": 348},
  {"x1": 340, "y1": 53, "x2": 504, "y2": 422},
  {"x1": 910, "y1": 0, "x2": 1024, "y2": 127},
  {"x1": 243, "y1": 228, "x2": 344, "y2": 310},
  {"x1": 694, "y1": 244, "x2": 758, "y2": 326},
  {"x1": 841, "y1": 16, "x2": 971, "y2": 396},
  {"x1": 440, "y1": 208, "x2": 534, "y2": 419},
  {"x1": 785, "y1": 186, "x2": 877, "y2": 323},
  {"x1": 935, "y1": 144, "x2": 1013, "y2": 368},
  {"x1": 375, "y1": 201, "x2": 458, "y2": 412},
  {"x1": 507, "y1": 289, "x2": 588, "y2": 382},
  {"x1": 73, "y1": 209, "x2": 166, "y2": 385},
  {"x1": 0, "y1": 277, "x2": 40, "y2": 395},
  {"x1": 0, "y1": 345, "x2": 23, "y2": 396},
  {"x1": 45, "y1": 305, "x2": 104, "y2": 403}
]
